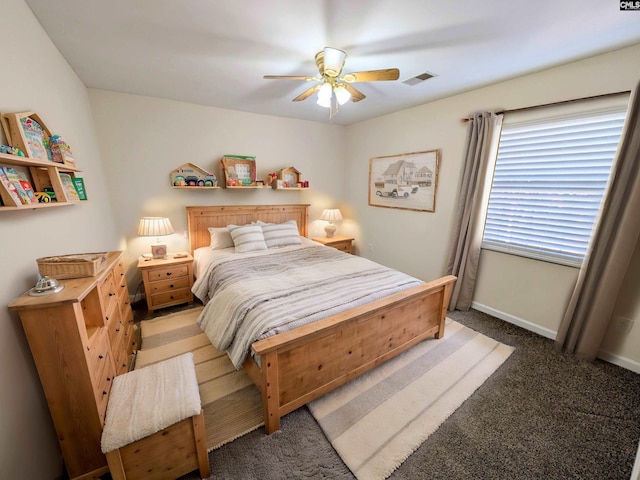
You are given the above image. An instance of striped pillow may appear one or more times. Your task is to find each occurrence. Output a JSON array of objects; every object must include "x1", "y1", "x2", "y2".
[
  {"x1": 227, "y1": 224, "x2": 268, "y2": 253},
  {"x1": 262, "y1": 220, "x2": 302, "y2": 248}
]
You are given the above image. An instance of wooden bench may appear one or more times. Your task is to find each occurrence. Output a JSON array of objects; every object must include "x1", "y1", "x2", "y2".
[{"x1": 101, "y1": 352, "x2": 210, "y2": 480}]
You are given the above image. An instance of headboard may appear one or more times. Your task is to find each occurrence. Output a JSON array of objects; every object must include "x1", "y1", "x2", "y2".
[{"x1": 186, "y1": 204, "x2": 310, "y2": 253}]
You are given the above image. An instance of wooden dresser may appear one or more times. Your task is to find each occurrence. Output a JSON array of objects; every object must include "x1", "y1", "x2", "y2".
[{"x1": 9, "y1": 251, "x2": 137, "y2": 480}]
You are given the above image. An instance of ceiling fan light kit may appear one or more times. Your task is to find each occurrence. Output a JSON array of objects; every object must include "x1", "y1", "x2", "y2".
[{"x1": 264, "y1": 46, "x2": 400, "y2": 115}]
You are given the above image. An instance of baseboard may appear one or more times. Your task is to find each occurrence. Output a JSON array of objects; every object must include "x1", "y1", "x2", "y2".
[
  {"x1": 471, "y1": 302, "x2": 640, "y2": 373},
  {"x1": 597, "y1": 350, "x2": 640, "y2": 374},
  {"x1": 471, "y1": 302, "x2": 557, "y2": 340}
]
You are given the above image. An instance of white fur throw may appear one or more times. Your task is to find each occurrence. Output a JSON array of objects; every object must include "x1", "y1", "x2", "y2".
[{"x1": 101, "y1": 352, "x2": 201, "y2": 453}]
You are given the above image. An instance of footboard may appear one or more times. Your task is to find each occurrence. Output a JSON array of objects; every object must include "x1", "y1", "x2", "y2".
[{"x1": 242, "y1": 275, "x2": 457, "y2": 433}]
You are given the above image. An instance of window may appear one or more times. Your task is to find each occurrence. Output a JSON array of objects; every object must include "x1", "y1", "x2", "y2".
[{"x1": 482, "y1": 100, "x2": 628, "y2": 267}]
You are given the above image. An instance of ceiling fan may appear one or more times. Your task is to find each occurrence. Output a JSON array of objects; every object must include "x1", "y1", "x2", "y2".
[{"x1": 263, "y1": 47, "x2": 400, "y2": 109}]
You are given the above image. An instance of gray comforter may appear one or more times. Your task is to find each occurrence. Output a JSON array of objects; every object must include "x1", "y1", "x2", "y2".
[{"x1": 195, "y1": 244, "x2": 422, "y2": 368}]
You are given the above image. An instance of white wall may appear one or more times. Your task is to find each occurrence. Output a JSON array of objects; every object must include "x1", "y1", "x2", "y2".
[
  {"x1": 344, "y1": 43, "x2": 640, "y2": 371},
  {"x1": 0, "y1": 1, "x2": 121, "y2": 478},
  {"x1": 88, "y1": 90, "x2": 346, "y2": 292}
]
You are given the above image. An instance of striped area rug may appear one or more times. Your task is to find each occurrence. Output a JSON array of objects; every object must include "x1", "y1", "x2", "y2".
[
  {"x1": 308, "y1": 319, "x2": 514, "y2": 480},
  {"x1": 134, "y1": 306, "x2": 264, "y2": 451}
]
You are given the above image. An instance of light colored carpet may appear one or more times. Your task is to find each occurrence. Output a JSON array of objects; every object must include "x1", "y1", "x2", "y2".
[
  {"x1": 307, "y1": 319, "x2": 515, "y2": 480},
  {"x1": 134, "y1": 307, "x2": 264, "y2": 452}
]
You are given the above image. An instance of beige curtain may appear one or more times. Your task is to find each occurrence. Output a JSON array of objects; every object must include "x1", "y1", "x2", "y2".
[
  {"x1": 446, "y1": 112, "x2": 503, "y2": 311},
  {"x1": 556, "y1": 81, "x2": 640, "y2": 360}
]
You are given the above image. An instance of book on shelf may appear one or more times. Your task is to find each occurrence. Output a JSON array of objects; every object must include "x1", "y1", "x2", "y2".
[
  {"x1": 17, "y1": 172, "x2": 38, "y2": 204},
  {"x1": 3, "y1": 167, "x2": 34, "y2": 205},
  {"x1": 59, "y1": 173, "x2": 80, "y2": 201},
  {"x1": 0, "y1": 167, "x2": 23, "y2": 206},
  {"x1": 71, "y1": 177, "x2": 87, "y2": 200}
]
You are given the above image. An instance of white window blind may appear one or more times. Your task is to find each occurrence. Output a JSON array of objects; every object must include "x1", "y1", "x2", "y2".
[{"x1": 482, "y1": 106, "x2": 628, "y2": 267}]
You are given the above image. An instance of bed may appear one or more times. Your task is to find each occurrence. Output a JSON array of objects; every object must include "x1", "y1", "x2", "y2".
[{"x1": 187, "y1": 204, "x2": 456, "y2": 433}]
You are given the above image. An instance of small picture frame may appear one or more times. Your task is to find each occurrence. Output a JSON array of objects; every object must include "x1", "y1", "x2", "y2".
[
  {"x1": 151, "y1": 244, "x2": 167, "y2": 259},
  {"x1": 220, "y1": 155, "x2": 257, "y2": 187}
]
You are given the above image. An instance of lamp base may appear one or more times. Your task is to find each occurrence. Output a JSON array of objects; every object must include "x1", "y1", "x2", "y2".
[
  {"x1": 324, "y1": 223, "x2": 337, "y2": 238},
  {"x1": 151, "y1": 244, "x2": 167, "y2": 259}
]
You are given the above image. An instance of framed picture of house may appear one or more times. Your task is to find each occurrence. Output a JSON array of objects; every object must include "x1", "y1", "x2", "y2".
[{"x1": 368, "y1": 149, "x2": 440, "y2": 212}]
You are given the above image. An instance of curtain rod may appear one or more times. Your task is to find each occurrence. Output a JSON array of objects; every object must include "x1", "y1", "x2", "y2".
[{"x1": 460, "y1": 90, "x2": 631, "y2": 122}]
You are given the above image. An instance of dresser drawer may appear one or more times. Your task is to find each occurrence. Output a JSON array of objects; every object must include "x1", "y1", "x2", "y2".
[
  {"x1": 113, "y1": 260, "x2": 126, "y2": 287},
  {"x1": 112, "y1": 331, "x2": 129, "y2": 376},
  {"x1": 108, "y1": 314, "x2": 126, "y2": 350},
  {"x1": 92, "y1": 348, "x2": 115, "y2": 425},
  {"x1": 147, "y1": 264, "x2": 189, "y2": 282},
  {"x1": 87, "y1": 328, "x2": 109, "y2": 371},
  {"x1": 98, "y1": 271, "x2": 118, "y2": 320}
]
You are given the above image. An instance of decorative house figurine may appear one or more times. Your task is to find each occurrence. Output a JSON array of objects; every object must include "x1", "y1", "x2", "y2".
[
  {"x1": 272, "y1": 166, "x2": 304, "y2": 189},
  {"x1": 170, "y1": 162, "x2": 217, "y2": 187}
]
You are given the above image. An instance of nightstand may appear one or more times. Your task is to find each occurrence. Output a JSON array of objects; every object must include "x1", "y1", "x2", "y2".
[
  {"x1": 138, "y1": 253, "x2": 194, "y2": 314},
  {"x1": 312, "y1": 235, "x2": 354, "y2": 254}
]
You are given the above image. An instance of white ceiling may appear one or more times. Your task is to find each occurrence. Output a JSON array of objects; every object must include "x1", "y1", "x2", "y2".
[{"x1": 24, "y1": 0, "x2": 640, "y2": 126}]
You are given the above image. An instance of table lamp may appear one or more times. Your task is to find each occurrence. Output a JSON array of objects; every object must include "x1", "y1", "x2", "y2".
[
  {"x1": 319, "y1": 209, "x2": 342, "y2": 238},
  {"x1": 138, "y1": 217, "x2": 174, "y2": 259}
]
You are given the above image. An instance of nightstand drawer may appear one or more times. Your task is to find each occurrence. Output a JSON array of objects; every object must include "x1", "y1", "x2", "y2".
[
  {"x1": 312, "y1": 236, "x2": 354, "y2": 254},
  {"x1": 148, "y1": 276, "x2": 191, "y2": 295},
  {"x1": 147, "y1": 265, "x2": 189, "y2": 282},
  {"x1": 331, "y1": 241, "x2": 352, "y2": 253},
  {"x1": 150, "y1": 288, "x2": 192, "y2": 307}
]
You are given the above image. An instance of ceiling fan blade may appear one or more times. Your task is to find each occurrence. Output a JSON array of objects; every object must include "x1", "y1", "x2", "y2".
[
  {"x1": 343, "y1": 84, "x2": 366, "y2": 102},
  {"x1": 263, "y1": 75, "x2": 318, "y2": 81},
  {"x1": 343, "y1": 68, "x2": 400, "y2": 82},
  {"x1": 292, "y1": 85, "x2": 320, "y2": 102}
]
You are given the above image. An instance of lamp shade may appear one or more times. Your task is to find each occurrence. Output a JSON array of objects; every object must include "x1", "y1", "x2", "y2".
[
  {"x1": 138, "y1": 217, "x2": 174, "y2": 237},
  {"x1": 320, "y1": 209, "x2": 342, "y2": 223},
  {"x1": 334, "y1": 85, "x2": 351, "y2": 105}
]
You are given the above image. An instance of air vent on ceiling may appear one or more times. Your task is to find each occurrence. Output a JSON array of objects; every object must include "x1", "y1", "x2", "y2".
[{"x1": 403, "y1": 72, "x2": 436, "y2": 86}]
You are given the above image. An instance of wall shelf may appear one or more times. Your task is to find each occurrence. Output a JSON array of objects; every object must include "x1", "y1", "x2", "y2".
[{"x1": 0, "y1": 152, "x2": 84, "y2": 211}]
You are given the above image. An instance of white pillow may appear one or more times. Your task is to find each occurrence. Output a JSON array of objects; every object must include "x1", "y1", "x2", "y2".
[
  {"x1": 262, "y1": 220, "x2": 302, "y2": 248},
  {"x1": 208, "y1": 227, "x2": 234, "y2": 250},
  {"x1": 227, "y1": 224, "x2": 268, "y2": 253}
]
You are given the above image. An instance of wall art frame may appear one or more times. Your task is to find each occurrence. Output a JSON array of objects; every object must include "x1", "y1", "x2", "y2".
[
  {"x1": 368, "y1": 149, "x2": 440, "y2": 212},
  {"x1": 220, "y1": 155, "x2": 257, "y2": 187}
]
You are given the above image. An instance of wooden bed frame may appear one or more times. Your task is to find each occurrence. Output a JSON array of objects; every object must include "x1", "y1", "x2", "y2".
[{"x1": 187, "y1": 204, "x2": 456, "y2": 433}]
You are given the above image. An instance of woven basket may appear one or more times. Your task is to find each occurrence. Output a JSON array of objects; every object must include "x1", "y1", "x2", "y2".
[{"x1": 36, "y1": 253, "x2": 107, "y2": 279}]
